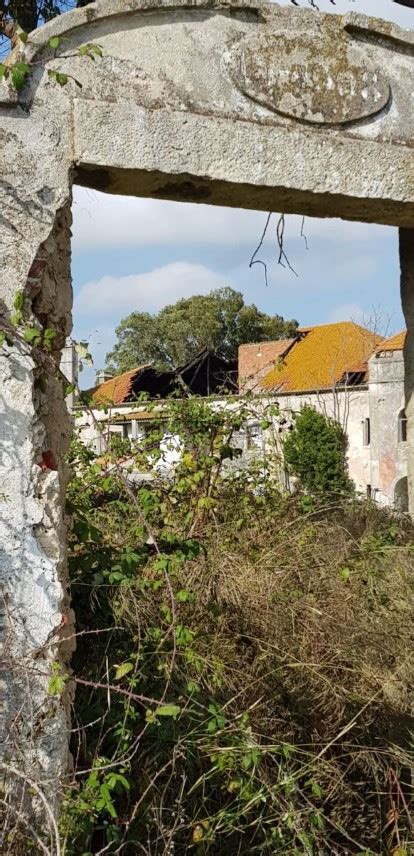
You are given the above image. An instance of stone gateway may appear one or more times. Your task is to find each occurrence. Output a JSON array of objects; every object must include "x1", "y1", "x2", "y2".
[{"x1": 0, "y1": 0, "x2": 413, "y2": 825}]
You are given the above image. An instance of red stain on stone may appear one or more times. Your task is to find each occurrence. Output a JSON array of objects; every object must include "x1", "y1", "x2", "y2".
[
  {"x1": 41, "y1": 450, "x2": 58, "y2": 471},
  {"x1": 379, "y1": 455, "x2": 396, "y2": 491}
]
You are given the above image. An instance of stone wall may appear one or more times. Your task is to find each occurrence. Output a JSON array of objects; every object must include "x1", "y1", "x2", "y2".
[
  {"x1": 0, "y1": 205, "x2": 74, "y2": 818},
  {"x1": 368, "y1": 348, "x2": 407, "y2": 507},
  {"x1": 1, "y1": 0, "x2": 414, "y2": 831}
]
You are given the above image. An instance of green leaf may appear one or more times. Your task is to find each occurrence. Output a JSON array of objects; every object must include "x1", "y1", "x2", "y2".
[
  {"x1": 106, "y1": 772, "x2": 130, "y2": 793},
  {"x1": 48, "y1": 36, "x2": 61, "y2": 50},
  {"x1": 176, "y1": 589, "x2": 192, "y2": 603},
  {"x1": 64, "y1": 382, "x2": 76, "y2": 397},
  {"x1": 48, "y1": 69, "x2": 68, "y2": 87},
  {"x1": 0, "y1": 64, "x2": 9, "y2": 81},
  {"x1": 43, "y1": 327, "x2": 56, "y2": 341},
  {"x1": 156, "y1": 704, "x2": 181, "y2": 719},
  {"x1": 13, "y1": 291, "x2": 24, "y2": 312},
  {"x1": 340, "y1": 566, "x2": 350, "y2": 583},
  {"x1": 114, "y1": 662, "x2": 134, "y2": 680},
  {"x1": 0, "y1": 331, "x2": 6, "y2": 347},
  {"x1": 78, "y1": 43, "x2": 103, "y2": 59},
  {"x1": 47, "y1": 663, "x2": 68, "y2": 696},
  {"x1": 11, "y1": 311, "x2": 22, "y2": 327},
  {"x1": 48, "y1": 675, "x2": 66, "y2": 696},
  {"x1": 56, "y1": 72, "x2": 69, "y2": 87},
  {"x1": 18, "y1": 30, "x2": 29, "y2": 44},
  {"x1": 309, "y1": 780, "x2": 323, "y2": 799},
  {"x1": 10, "y1": 62, "x2": 31, "y2": 91},
  {"x1": 145, "y1": 709, "x2": 157, "y2": 724},
  {"x1": 23, "y1": 327, "x2": 41, "y2": 345}
]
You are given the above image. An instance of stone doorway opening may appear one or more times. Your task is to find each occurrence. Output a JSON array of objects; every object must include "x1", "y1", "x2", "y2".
[
  {"x1": 2, "y1": 0, "x2": 414, "y2": 832},
  {"x1": 70, "y1": 188, "x2": 404, "y2": 507}
]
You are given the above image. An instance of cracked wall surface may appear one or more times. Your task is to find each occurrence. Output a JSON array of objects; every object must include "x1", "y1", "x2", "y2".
[
  {"x1": 1, "y1": 0, "x2": 414, "y2": 825},
  {"x1": 0, "y1": 206, "x2": 74, "y2": 816}
]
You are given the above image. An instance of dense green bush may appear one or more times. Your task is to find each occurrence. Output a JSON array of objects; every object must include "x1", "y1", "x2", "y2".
[
  {"x1": 284, "y1": 406, "x2": 352, "y2": 496},
  {"x1": 54, "y1": 400, "x2": 414, "y2": 855}
]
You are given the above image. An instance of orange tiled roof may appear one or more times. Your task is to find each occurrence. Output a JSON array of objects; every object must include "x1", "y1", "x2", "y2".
[
  {"x1": 261, "y1": 322, "x2": 380, "y2": 393},
  {"x1": 238, "y1": 339, "x2": 297, "y2": 391},
  {"x1": 91, "y1": 366, "x2": 148, "y2": 405},
  {"x1": 376, "y1": 331, "x2": 406, "y2": 353}
]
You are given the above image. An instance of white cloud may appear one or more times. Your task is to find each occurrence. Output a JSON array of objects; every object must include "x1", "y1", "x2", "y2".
[
  {"x1": 72, "y1": 188, "x2": 265, "y2": 250},
  {"x1": 74, "y1": 261, "x2": 223, "y2": 318},
  {"x1": 72, "y1": 187, "x2": 395, "y2": 252}
]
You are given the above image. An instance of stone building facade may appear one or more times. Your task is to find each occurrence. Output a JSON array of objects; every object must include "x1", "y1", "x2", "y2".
[
  {"x1": 239, "y1": 325, "x2": 408, "y2": 509},
  {"x1": 76, "y1": 323, "x2": 408, "y2": 510}
]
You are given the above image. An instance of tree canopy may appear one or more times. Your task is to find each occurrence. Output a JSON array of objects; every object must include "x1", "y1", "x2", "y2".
[
  {"x1": 106, "y1": 287, "x2": 299, "y2": 373},
  {"x1": 0, "y1": 0, "x2": 90, "y2": 43}
]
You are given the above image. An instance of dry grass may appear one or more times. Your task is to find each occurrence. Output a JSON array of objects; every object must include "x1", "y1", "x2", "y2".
[{"x1": 112, "y1": 496, "x2": 414, "y2": 853}]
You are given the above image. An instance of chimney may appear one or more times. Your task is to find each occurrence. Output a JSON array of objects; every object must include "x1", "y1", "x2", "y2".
[{"x1": 95, "y1": 369, "x2": 114, "y2": 385}]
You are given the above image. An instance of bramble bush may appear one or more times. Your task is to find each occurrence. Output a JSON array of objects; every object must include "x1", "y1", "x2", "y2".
[{"x1": 58, "y1": 399, "x2": 413, "y2": 855}]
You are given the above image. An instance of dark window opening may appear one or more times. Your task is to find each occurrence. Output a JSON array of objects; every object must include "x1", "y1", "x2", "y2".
[
  {"x1": 398, "y1": 409, "x2": 407, "y2": 443},
  {"x1": 363, "y1": 417, "x2": 371, "y2": 447}
]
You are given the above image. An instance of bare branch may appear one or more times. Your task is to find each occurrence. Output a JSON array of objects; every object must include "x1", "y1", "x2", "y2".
[
  {"x1": 249, "y1": 211, "x2": 272, "y2": 287},
  {"x1": 276, "y1": 213, "x2": 299, "y2": 277}
]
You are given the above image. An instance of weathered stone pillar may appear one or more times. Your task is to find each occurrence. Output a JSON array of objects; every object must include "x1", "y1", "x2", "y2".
[
  {"x1": 399, "y1": 229, "x2": 414, "y2": 516},
  {"x1": 0, "y1": 199, "x2": 74, "y2": 835}
]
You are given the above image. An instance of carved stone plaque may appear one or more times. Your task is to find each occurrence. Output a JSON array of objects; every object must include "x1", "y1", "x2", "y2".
[{"x1": 228, "y1": 33, "x2": 390, "y2": 125}]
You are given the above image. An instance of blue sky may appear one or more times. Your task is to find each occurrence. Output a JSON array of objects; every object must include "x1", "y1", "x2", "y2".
[{"x1": 71, "y1": 0, "x2": 412, "y2": 387}]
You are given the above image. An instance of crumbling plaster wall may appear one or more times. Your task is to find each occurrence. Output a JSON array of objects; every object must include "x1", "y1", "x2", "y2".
[
  {"x1": 368, "y1": 349, "x2": 407, "y2": 507},
  {"x1": 0, "y1": 203, "x2": 74, "y2": 810},
  {"x1": 1, "y1": 43, "x2": 74, "y2": 811},
  {"x1": 1, "y1": 0, "x2": 414, "y2": 824}
]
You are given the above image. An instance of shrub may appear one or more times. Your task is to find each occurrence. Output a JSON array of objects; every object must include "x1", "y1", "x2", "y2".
[
  {"x1": 283, "y1": 405, "x2": 352, "y2": 496},
  {"x1": 60, "y1": 400, "x2": 413, "y2": 855}
]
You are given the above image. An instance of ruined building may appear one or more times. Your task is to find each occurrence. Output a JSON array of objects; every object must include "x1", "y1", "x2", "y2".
[
  {"x1": 78, "y1": 323, "x2": 408, "y2": 510},
  {"x1": 240, "y1": 323, "x2": 408, "y2": 510}
]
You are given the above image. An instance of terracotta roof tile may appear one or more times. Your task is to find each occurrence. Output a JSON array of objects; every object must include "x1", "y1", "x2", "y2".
[
  {"x1": 238, "y1": 339, "x2": 297, "y2": 391},
  {"x1": 375, "y1": 331, "x2": 406, "y2": 353},
  {"x1": 261, "y1": 322, "x2": 380, "y2": 393},
  {"x1": 91, "y1": 366, "x2": 148, "y2": 405}
]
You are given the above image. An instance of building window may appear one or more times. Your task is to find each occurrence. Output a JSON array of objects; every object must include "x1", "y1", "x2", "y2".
[
  {"x1": 394, "y1": 477, "x2": 408, "y2": 512},
  {"x1": 246, "y1": 422, "x2": 262, "y2": 450},
  {"x1": 398, "y1": 409, "x2": 407, "y2": 443},
  {"x1": 366, "y1": 484, "x2": 372, "y2": 499},
  {"x1": 122, "y1": 421, "x2": 132, "y2": 440},
  {"x1": 363, "y1": 417, "x2": 370, "y2": 447}
]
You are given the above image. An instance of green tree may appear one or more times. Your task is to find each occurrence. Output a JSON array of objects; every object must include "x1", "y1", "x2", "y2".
[
  {"x1": 0, "y1": 0, "x2": 91, "y2": 44},
  {"x1": 106, "y1": 287, "x2": 298, "y2": 373},
  {"x1": 283, "y1": 406, "x2": 352, "y2": 496}
]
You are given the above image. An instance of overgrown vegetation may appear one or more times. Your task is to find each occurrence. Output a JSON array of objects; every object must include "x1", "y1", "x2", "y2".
[
  {"x1": 56, "y1": 399, "x2": 413, "y2": 855},
  {"x1": 284, "y1": 405, "x2": 352, "y2": 497}
]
